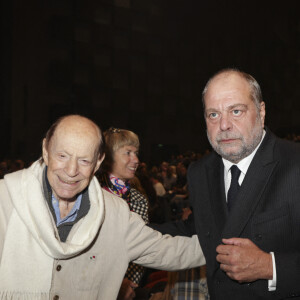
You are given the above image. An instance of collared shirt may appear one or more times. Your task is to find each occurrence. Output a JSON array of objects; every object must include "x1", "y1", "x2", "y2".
[
  {"x1": 222, "y1": 130, "x2": 276, "y2": 291},
  {"x1": 223, "y1": 130, "x2": 266, "y2": 198},
  {"x1": 51, "y1": 193, "x2": 82, "y2": 226}
]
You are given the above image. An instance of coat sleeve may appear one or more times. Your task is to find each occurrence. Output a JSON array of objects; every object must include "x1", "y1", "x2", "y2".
[
  {"x1": 274, "y1": 251, "x2": 300, "y2": 298},
  {"x1": 126, "y1": 212, "x2": 206, "y2": 271},
  {"x1": 273, "y1": 189, "x2": 300, "y2": 298}
]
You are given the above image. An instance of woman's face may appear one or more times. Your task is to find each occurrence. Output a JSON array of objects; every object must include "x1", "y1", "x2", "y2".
[{"x1": 111, "y1": 145, "x2": 139, "y2": 180}]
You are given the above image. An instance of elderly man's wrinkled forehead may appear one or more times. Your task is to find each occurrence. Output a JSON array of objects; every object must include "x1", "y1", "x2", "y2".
[{"x1": 47, "y1": 116, "x2": 102, "y2": 158}]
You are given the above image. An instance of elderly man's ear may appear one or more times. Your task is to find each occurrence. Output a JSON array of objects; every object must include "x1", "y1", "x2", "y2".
[
  {"x1": 94, "y1": 154, "x2": 105, "y2": 174},
  {"x1": 42, "y1": 138, "x2": 49, "y2": 165}
]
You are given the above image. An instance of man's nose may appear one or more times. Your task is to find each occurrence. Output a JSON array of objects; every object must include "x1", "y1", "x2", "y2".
[
  {"x1": 220, "y1": 114, "x2": 232, "y2": 131},
  {"x1": 65, "y1": 159, "x2": 79, "y2": 177}
]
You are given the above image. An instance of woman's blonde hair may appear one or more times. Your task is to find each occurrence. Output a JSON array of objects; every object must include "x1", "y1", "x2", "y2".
[{"x1": 101, "y1": 127, "x2": 140, "y2": 174}]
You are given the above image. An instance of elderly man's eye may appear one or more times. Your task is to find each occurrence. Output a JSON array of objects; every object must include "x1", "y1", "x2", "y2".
[{"x1": 232, "y1": 110, "x2": 242, "y2": 116}]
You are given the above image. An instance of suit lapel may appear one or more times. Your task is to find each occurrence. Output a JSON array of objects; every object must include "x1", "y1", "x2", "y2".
[
  {"x1": 222, "y1": 130, "x2": 278, "y2": 238},
  {"x1": 206, "y1": 155, "x2": 228, "y2": 233}
]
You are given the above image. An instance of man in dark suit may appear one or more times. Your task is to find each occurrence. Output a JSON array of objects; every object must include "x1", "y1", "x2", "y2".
[{"x1": 152, "y1": 69, "x2": 300, "y2": 299}]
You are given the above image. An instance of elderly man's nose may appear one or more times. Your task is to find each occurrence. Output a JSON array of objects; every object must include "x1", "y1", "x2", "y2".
[{"x1": 65, "y1": 160, "x2": 78, "y2": 176}]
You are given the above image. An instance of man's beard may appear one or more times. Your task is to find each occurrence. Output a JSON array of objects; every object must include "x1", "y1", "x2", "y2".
[{"x1": 207, "y1": 116, "x2": 263, "y2": 163}]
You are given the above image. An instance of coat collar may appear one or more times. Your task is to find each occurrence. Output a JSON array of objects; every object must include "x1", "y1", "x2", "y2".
[{"x1": 4, "y1": 160, "x2": 105, "y2": 259}]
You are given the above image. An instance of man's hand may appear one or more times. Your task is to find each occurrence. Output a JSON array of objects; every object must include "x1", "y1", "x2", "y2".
[
  {"x1": 181, "y1": 207, "x2": 192, "y2": 220},
  {"x1": 216, "y1": 238, "x2": 273, "y2": 282},
  {"x1": 117, "y1": 278, "x2": 138, "y2": 300}
]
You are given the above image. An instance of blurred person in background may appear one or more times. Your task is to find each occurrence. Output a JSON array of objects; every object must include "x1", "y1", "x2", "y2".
[
  {"x1": 162, "y1": 165, "x2": 177, "y2": 192},
  {"x1": 149, "y1": 172, "x2": 166, "y2": 197},
  {"x1": 0, "y1": 161, "x2": 8, "y2": 179}
]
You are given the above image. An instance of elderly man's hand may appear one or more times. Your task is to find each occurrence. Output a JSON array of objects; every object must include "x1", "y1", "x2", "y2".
[
  {"x1": 117, "y1": 278, "x2": 138, "y2": 300},
  {"x1": 216, "y1": 238, "x2": 273, "y2": 282}
]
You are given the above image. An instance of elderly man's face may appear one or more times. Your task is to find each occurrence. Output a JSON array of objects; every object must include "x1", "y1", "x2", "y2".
[
  {"x1": 204, "y1": 73, "x2": 265, "y2": 163},
  {"x1": 43, "y1": 118, "x2": 103, "y2": 202}
]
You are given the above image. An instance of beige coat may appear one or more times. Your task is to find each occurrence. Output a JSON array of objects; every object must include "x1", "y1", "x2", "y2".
[{"x1": 0, "y1": 161, "x2": 205, "y2": 300}]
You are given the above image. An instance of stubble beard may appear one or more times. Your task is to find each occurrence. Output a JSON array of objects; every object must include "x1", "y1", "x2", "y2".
[{"x1": 207, "y1": 117, "x2": 264, "y2": 164}]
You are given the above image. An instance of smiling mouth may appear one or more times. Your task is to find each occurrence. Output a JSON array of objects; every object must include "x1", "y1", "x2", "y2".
[
  {"x1": 58, "y1": 177, "x2": 80, "y2": 185},
  {"x1": 128, "y1": 167, "x2": 137, "y2": 171}
]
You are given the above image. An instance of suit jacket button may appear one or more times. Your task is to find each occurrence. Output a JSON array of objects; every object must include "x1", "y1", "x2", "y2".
[{"x1": 205, "y1": 231, "x2": 210, "y2": 237}]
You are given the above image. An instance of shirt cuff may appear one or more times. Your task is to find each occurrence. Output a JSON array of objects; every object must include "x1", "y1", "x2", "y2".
[{"x1": 268, "y1": 252, "x2": 276, "y2": 291}]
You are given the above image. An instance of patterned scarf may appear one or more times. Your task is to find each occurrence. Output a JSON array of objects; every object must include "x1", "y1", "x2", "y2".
[{"x1": 101, "y1": 174, "x2": 132, "y2": 207}]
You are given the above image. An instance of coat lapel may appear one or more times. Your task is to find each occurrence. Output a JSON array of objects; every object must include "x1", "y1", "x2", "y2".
[
  {"x1": 221, "y1": 130, "x2": 278, "y2": 238},
  {"x1": 206, "y1": 154, "x2": 228, "y2": 233}
]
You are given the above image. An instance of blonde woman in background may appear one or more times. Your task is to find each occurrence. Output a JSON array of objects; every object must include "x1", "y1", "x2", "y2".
[{"x1": 98, "y1": 127, "x2": 149, "y2": 300}]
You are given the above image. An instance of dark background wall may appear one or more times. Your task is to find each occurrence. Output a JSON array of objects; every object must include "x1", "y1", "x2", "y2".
[{"x1": 1, "y1": 0, "x2": 300, "y2": 164}]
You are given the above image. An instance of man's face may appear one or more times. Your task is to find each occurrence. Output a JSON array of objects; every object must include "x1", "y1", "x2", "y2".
[
  {"x1": 204, "y1": 73, "x2": 265, "y2": 163},
  {"x1": 43, "y1": 120, "x2": 103, "y2": 201}
]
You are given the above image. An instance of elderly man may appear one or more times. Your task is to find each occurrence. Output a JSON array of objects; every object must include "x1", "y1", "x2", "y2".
[
  {"x1": 0, "y1": 115, "x2": 205, "y2": 300},
  {"x1": 152, "y1": 69, "x2": 300, "y2": 299}
]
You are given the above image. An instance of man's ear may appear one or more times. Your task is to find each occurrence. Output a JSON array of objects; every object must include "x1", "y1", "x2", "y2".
[
  {"x1": 94, "y1": 153, "x2": 105, "y2": 174},
  {"x1": 259, "y1": 101, "x2": 266, "y2": 128},
  {"x1": 42, "y1": 139, "x2": 49, "y2": 165}
]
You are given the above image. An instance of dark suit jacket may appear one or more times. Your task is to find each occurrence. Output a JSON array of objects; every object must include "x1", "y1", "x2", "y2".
[{"x1": 152, "y1": 129, "x2": 300, "y2": 299}]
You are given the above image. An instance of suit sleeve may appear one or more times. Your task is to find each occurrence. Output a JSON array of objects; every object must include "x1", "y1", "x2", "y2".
[
  {"x1": 274, "y1": 251, "x2": 300, "y2": 297},
  {"x1": 273, "y1": 191, "x2": 300, "y2": 298}
]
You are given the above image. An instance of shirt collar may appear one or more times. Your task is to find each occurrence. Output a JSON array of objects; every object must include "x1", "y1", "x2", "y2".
[
  {"x1": 223, "y1": 129, "x2": 266, "y2": 175},
  {"x1": 51, "y1": 193, "x2": 83, "y2": 226}
]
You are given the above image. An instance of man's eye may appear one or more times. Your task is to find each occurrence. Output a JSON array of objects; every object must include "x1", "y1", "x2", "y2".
[
  {"x1": 209, "y1": 112, "x2": 218, "y2": 119},
  {"x1": 232, "y1": 110, "x2": 242, "y2": 116},
  {"x1": 78, "y1": 160, "x2": 90, "y2": 166}
]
